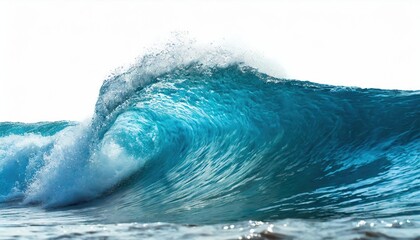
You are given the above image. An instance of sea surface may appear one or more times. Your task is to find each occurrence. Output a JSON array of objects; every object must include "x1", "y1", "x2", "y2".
[{"x1": 1, "y1": 45, "x2": 419, "y2": 239}]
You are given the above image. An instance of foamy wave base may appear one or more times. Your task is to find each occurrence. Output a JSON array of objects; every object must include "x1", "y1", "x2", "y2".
[{"x1": 0, "y1": 42, "x2": 419, "y2": 239}]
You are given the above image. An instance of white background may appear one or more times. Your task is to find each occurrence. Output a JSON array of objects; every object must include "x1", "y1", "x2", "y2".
[{"x1": 1, "y1": 0, "x2": 419, "y2": 122}]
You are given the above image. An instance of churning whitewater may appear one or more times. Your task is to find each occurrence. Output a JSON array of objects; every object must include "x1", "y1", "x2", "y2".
[{"x1": 0, "y1": 44, "x2": 419, "y2": 239}]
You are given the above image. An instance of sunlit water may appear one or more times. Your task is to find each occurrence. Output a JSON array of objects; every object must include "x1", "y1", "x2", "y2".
[{"x1": 1, "y1": 203, "x2": 418, "y2": 239}]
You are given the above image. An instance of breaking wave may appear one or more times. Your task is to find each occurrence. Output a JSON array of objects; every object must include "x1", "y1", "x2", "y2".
[{"x1": 0, "y1": 43, "x2": 419, "y2": 225}]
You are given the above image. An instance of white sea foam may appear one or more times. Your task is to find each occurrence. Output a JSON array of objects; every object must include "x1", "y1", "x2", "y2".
[{"x1": 20, "y1": 120, "x2": 144, "y2": 206}]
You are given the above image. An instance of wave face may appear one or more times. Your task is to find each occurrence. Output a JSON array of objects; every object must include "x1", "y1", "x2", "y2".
[{"x1": 0, "y1": 48, "x2": 419, "y2": 226}]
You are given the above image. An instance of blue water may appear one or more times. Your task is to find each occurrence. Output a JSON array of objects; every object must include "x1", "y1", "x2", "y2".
[{"x1": 1, "y1": 47, "x2": 419, "y2": 239}]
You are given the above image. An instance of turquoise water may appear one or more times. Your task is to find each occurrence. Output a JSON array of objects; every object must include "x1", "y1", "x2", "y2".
[{"x1": 0, "y1": 47, "x2": 419, "y2": 239}]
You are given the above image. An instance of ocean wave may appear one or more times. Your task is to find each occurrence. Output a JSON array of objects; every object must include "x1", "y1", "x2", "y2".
[{"x1": 0, "y1": 43, "x2": 419, "y2": 224}]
